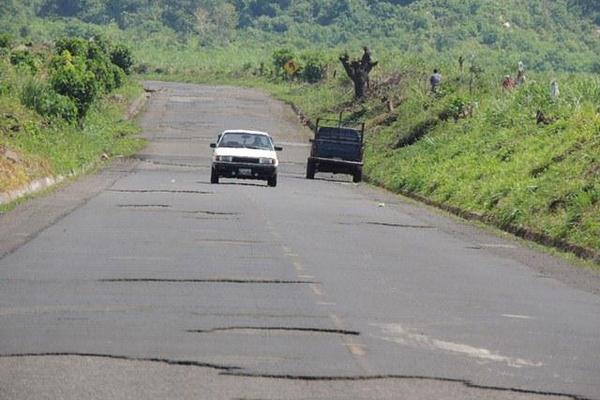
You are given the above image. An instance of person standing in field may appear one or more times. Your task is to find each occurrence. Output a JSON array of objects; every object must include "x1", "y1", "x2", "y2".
[
  {"x1": 550, "y1": 80, "x2": 560, "y2": 99},
  {"x1": 516, "y1": 61, "x2": 526, "y2": 86},
  {"x1": 430, "y1": 69, "x2": 442, "y2": 93}
]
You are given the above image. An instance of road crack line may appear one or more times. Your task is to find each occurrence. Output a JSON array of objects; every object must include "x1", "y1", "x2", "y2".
[
  {"x1": 219, "y1": 372, "x2": 591, "y2": 400},
  {"x1": 187, "y1": 327, "x2": 360, "y2": 335},
  {"x1": 98, "y1": 278, "x2": 317, "y2": 284},
  {"x1": 0, "y1": 353, "x2": 240, "y2": 371},
  {"x1": 109, "y1": 189, "x2": 212, "y2": 194}
]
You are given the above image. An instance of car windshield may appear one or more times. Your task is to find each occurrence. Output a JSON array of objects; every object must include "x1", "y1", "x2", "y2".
[{"x1": 218, "y1": 132, "x2": 273, "y2": 150}]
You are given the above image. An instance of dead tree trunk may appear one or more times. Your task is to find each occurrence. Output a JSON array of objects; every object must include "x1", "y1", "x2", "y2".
[{"x1": 339, "y1": 47, "x2": 378, "y2": 100}]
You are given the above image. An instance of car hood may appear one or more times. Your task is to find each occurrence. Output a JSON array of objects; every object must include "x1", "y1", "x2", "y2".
[{"x1": 214, "y1": 147, "x2": 277, "y2": 160}]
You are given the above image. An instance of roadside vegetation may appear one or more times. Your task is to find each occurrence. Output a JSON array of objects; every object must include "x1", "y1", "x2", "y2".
[
  {"x1": 0, "y1": 33, "x2": 144, "y2": 195},
  {"x1": 1, "y1": 1, "x2": 598, "y2": 257}
]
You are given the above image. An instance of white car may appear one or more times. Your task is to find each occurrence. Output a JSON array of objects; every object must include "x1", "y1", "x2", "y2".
[{"x1": 210, "y1": 130, "x2": 282, "y2": 187}]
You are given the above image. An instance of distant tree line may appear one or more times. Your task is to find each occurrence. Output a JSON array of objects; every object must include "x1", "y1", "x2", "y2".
[{"x1": 1, "y1": 0, "x2": 599, "y2": 71}]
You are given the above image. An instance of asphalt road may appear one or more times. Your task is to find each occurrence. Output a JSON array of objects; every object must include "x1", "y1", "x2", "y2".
[{"x1": 0, "y1": 81, "x2": 599, "y2": 400}]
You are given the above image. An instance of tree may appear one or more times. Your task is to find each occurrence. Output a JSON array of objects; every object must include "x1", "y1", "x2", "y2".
[{"x1": 339, "y1": 47, "x2": 378, "y2": 100}]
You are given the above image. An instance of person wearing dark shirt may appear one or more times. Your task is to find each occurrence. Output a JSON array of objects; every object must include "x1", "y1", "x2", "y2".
[{"x1": 430, "y1": 69, "x2": 442, "y2": 93}]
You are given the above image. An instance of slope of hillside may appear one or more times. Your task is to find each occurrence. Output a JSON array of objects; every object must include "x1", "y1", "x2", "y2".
[
  {"x1": 257, "y1": 63, "x2": 600, "y2": 257},
  {"x1": 0, "y1": 38, "x2": 144, "y2": 202}
]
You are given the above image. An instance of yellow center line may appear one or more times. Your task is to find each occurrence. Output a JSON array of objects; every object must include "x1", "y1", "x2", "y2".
[{"x1": 293, "y1": 261, "x2": 305, "y2": 272}]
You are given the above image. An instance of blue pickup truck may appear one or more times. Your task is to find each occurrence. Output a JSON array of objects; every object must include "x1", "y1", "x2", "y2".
[{"x1": 306, "y1": 117, "x2": 364, "y2": 182}]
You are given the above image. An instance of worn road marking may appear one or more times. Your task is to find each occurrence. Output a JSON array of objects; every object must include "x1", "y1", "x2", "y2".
[
  {"x1": 309, "y1": 283, "x2": 323, "y2": 296},
  {"x1": 479, "y1": 243, "x2": 518, "y2": 249},
  {"x1": 293, "y1": 261, "x2": 305, "y2": 272},
  {"x1": 346, "y1": 343, "x2": 366, "y2": 356},
  {"x1": 317, "y1": 301, "x2": 336, "y2": 306},
  {"x1": 330, "y1": 314, "x2": 344, "y2": 329},
  {"x1": 371, "y1": 323, "x2": 543, "y2": 368},
  {"x1": 330, "y1": 314, "x2": 368, "y2": 358}
]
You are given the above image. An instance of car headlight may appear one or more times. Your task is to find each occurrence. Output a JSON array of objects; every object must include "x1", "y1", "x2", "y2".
[
  {"x1": 259, "y1": 158, "x2": 275, "y2": 164},
  {"x1": 215, "y1": 155, "x2": 233, "y2": 162}
]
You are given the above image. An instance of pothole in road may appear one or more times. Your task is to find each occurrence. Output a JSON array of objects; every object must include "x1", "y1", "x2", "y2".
[
  {"x1": 187, "y1": 326, "x2": 360, "y2": 336},
  {"x1": 98, "y1": 278, "x2": 316, "y2": 284}
]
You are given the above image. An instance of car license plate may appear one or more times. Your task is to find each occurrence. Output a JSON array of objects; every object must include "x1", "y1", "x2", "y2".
[{"x1": 239, "y1": 168, "x2": 252, "y2": 176}]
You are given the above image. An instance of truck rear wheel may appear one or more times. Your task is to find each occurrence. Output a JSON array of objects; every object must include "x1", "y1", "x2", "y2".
[
  {"x1": 306, "y1": 160, "x2": 315, "y2": 179},
  {"x1": 353, "y1": 167, "x2": 362, "y2": 183}
]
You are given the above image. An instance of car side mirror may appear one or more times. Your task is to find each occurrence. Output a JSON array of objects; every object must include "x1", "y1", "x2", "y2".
[
  {"x1": 274, "y1": 146, "x2": 283, "y2": 151},
  {"x1": 210, "y1": 143, "x2": 216, "y2": 148}
]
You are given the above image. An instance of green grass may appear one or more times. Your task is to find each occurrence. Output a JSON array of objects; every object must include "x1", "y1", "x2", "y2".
[{"x1": 13, "y1": 86, "x2": 143, "y2": 175}]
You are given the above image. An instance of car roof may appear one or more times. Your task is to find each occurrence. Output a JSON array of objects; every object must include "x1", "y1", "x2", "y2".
[{"x1": 221, "y1": 129, "x2": 271, "y2": 137}]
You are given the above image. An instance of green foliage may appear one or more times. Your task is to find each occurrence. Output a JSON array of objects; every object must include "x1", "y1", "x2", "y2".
[
  {"x1": 55, "y1": 37, "x2": 89, "y2": 57},
  {"x1": 4, "y1": 0, "x2": 600, "y2": 72},
  {"x1": 272, "y1": 48, "x2": 295, "y2": 70},
  {"x1": 49, "y1": 50, "x2": 100, "y2": 118},
  {"x1": 9, "y1": 50, "x2": 39, "y2": 72},
  {"x1": 20, "y1": 79, "x2": 78, "y2": 122},
  {"x1": 47, "y1": 37, "x2": 131, "y2": 118},
  {"x1": 110, "y1": 44, "x2": 134, "y2": 74},
  {"x1": 299, "y1": 52, "x2": 327, "y2": 83},
  {"x1": 1, "y1": 38, "x2": 144, "y2": 197},
  {"x1": 0, "y1": 33, "x2": 14, "y2": 49}
]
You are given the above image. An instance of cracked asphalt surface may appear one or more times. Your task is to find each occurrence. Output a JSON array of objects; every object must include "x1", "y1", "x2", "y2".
[{"x1": 0, "y1": 81, "x2": 599, "y2": 400}]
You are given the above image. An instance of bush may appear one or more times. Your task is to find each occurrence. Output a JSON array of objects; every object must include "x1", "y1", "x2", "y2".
[
  {"x1": 0, "y1": 33, "x2": 13, "y2": 49},
  {"x1": 9, "y1": 50, "x2": 39, "y2": 72},
  {"x1": 49, "y1": 50, "x2": 100, "y2": 118},
  {"x1": 439, "y1": 96, "x2": 468, "y2": 121},
  {"x1": 48, "y1": 36, "x2": 130, "y2": 118},
  {"x1": 55, "y1": 37, "x2": 89, "y2": 58},
  {"x1": 272, "y1": 48, "x2": 295, "y2": 70},
  {"x1": 21, "y1": 79, "x2": 78, "y2": 122},
  {"x1": 110, "y1": 44, "x2": 134, "y2": 75},
  {"x1": 300, "y1": 53, "x2": 327, "y2": 83}
]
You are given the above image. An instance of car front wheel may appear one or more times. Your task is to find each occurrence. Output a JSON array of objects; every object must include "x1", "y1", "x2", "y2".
[
  {"x1": 210, "y1": 168, "x2": 219, "y2": 184},
  {"x1": 267, "y1": 174, "x2": 277, "y2": 187}
]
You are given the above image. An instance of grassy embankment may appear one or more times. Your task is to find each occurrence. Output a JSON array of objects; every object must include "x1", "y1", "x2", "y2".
[
  {"x1": 134, "y1": 45, "x2": 599, "y2": 260},
  {"x1": 0, "y1": 47, "x2": 145, "y2": 206}
]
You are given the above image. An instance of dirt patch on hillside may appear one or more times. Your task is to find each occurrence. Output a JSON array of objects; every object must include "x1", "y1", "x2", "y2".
[{"x1": 0, "y1": 144, "x2": 51, "y2": 193}]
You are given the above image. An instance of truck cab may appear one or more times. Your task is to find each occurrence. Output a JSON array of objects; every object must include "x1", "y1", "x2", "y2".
[{"x1": 306, "y1": 117, "x2": 364, "y2": 182}]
